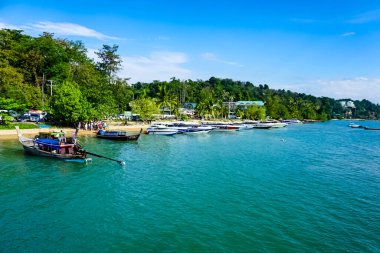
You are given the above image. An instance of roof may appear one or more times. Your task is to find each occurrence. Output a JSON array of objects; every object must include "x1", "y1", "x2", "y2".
[{"x1": 183, "y1": 102, "x2": 197, "y2": 109}]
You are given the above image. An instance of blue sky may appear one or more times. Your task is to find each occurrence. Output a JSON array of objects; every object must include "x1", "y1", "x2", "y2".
[{"x1": 1, "y1": 0, "x2": 380, "y2": 103}]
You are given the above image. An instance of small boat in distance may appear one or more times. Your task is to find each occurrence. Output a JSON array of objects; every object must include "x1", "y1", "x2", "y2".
[
  {"x1": 348, "y1": 123, "x2": 363, "y2": 128},
  {"x1": 15, "y1": 126, "x2": 91, "y2": 163},
  {"x1": 96, "y1": 129, "x2": 141, "y2": 141},
  {"x1": 260, "y1": 121, "x2": 288, "y2": 128},
  {"x1": 363, "y1": 126, "x2": 380, "y2": 130},
  {"x1": 212, "y1": 124, "x2": 240, "y2": 131},
  {"x1": 281, "y1": 119, "x2": 302, "y2": 124},
  {"x1": 167, "y1": 121, "x2": 214, "y2": 134},
  {"x1": 185, "y1": 126, "x2": 214, "y2": 134},
  {"x1": 251, "y1": 123, "x2": 272, "y2": 129}
]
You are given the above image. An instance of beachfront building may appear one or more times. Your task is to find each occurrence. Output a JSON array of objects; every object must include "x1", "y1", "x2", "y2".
[
  {"x1": 223, "y1": 100, "x2": 265, "y2": 119},
  {"x1": 179, "y1": 103, "x2": 197, "y2": 118}
]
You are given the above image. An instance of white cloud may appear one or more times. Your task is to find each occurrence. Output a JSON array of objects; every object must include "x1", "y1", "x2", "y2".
[
  {"x1": 86, "y1": 48, "x2": 100, "y2": 62},
  {"x1": 201, "y1": 52, "x2": 217, "y2": 61},
  {"x1": 156, "y1": 36, "x2": 170, "y2": 41},
  {"x1": 0, "y1": 22, "x2": 20, "y2": 30},
  {"x1": 25, "y1": 21, "x2": 119, "y2": 40},
  {"x1": 276, "y1": 77, "x2": 380, "y2": 104},
  {"x1": 341, "y1": 32, "x2": 356, "y2": 37},
  {"x1": 118, "y1": 51, "x2": 192, "y2": 82},
  {"x1": 201, "y1": 52, "x2": 242, "y2": 67},
  {"x1": 348, "y1": 9, "x2": 380, "y2": 24}
]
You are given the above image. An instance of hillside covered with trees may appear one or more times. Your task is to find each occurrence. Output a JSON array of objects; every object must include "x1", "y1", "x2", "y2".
[{"x1": 1, "y1": 29, "x2": 379, "y2": 125}]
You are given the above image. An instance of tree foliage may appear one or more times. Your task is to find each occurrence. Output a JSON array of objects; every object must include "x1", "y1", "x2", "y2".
[
  {"x1": 1, "y1": 28, "x2": 380, "y2": 124},
  {"x1": 50, "y1": 80, "x2": 90, "y2": 125},
  {"x1": 130, "y1": 98, "x2": 159, "y2": 121},
  {"x1": 95, "y1": 44, "x2": 122, "y2": 78}
]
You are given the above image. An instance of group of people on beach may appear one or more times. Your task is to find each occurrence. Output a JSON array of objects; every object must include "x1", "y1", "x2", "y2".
[{"x1": 78, "y1": 121, "x2": 107, "y2": 131}]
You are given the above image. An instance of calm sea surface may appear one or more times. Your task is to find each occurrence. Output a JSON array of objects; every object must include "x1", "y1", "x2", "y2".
[{"x1": 0, "y1": 120, "x2": 379, "y2": 252}]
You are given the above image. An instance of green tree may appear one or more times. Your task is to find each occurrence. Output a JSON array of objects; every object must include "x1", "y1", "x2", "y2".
[
  {"x1": 235, "y1": 107, "x2": 245, "y2": 118},
  {"x1": 0, "y1": 97, "x2": 26, "y2": 111},
  {"x1": 95, "y1": 44, "x2": 122, "y2": 79},
  {"x1": 111, "y1": 78, "x2": 133, "y2": 113},
  {"x1": 196, "y1": 87, "x2": 214, "y2": 119},
  {"x1": 51, "y1": 80, "x2": 90, "y2": 125},
  {"x1": 130, "y1": 98, "x2": 159, "y2": 121}
]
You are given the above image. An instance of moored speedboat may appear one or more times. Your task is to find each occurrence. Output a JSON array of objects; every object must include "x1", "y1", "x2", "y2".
[
  {"x1": 363, "y1": 126, "x2": 380, "y2": 130},
  {"x1": 146, "y1": 125, "x2": 178, "y2": 135},
  {"x1": 281, "y1": 119, "x2": 302, "y2": 124},
  {"x1": 251, "y1": 123, "x2": 272, "y2": 129},
  {"x1": 185, "y1": 126, "x2": 214, "y2": 134},
  {"x1": 348, "y1": 123, "x2": 363, "y2": 128},
  {"x1": 260, "y1": 121, "x2": 288, "y2": 128},
  {"x1": 212, "y1": 124, "x2": 240, "y2": 131}
]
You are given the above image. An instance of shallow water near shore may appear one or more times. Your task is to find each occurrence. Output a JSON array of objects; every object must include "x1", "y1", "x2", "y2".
[{"x1": 0, "y1": 120, "x2": 379, "y2": 252}]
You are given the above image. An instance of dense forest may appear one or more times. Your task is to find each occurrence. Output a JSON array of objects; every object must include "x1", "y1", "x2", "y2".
[{"x1": 1, "y1": 29, "x2": 379, "y2": 125}]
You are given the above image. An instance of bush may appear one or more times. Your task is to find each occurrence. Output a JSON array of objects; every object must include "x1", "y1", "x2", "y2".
[
  {"x1": 0, "y1": 115, "x2": 14, "y2": 125},
  {"x1": 180, "y1": 114, "x2": 189, "y2": 121}
]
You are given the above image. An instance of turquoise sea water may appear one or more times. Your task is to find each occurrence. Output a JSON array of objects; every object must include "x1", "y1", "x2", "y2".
[{"x1": 0, "y1": 120, "x2": 379, "y2": 252}]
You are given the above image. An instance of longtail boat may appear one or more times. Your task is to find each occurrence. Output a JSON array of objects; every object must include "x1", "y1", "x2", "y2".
[
  {"x1": 15, "y1": 126, "x2": 92, "y2": 163},
  {"x1": 363, "y1": 126, "x2": 380, "y2": 130},
  {"x1": 96, "y1": 129, "x2": 142, "y2": 141}
]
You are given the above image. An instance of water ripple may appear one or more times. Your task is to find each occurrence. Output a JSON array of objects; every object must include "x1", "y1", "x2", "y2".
[{"x1": 0, "y1": 121, "x2": 379, "y2": 252}]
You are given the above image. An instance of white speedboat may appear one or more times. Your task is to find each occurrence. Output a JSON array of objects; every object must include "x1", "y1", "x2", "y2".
[
  {"x1": 251, "y1": 123, "x2": 272, "y2": 129},
  {"x1": 212, "y1": 124, "x2": 240, "y2": 131},
  {"x1": 260, "y1": 121, "x2": 288, "y2": 128},
  {"x1": 185, "y1": 126, "x2": 214, "y2": 134},
  {"x1": 348, "y1": 123, "x2": 363, "y2": 128},
  {"x1": 281, "y1": 119, "x2": 302, "y2": 124},
  {"x1": 234, "y1": 123, "x2": 254, "y2": 130},
  {"x1": 146, "y1": 125, "x2": 179, "y2": 135}
]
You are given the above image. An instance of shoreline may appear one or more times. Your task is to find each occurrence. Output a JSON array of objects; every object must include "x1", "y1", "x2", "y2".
[
  {"x1": 1, "y1": 118, "x2": 364, "y2": 140},
  {"x1": 0, "y1": 123, "x2": 149, "y2": 140}
]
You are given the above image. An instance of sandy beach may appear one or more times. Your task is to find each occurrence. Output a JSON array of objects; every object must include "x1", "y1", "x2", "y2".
[{"x1": 0, "y1": 122, "x2": 149, "y2": 140}]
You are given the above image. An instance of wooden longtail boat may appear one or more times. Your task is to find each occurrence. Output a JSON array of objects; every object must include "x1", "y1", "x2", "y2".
[
  {"x1": 363, "y1": 126, "x2": 380, "y2": 130},
  {"x1": 15, "y1": 126, "x2": 92, "y2": 163},
  {"x1": 96, "y1": 129, "x2": 141, "y2": 141}
]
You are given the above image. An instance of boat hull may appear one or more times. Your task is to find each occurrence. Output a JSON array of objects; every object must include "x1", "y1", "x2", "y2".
[
  {"x1": 147, "y1": 131, "x2": 178, "y2": 135},
  {"x1": 96, "y1": 134, "x2": 140, "y2": 141},
  {"x1": 364, "y1": 127, "x2": 380, "y2": 130},
  {"x1": 16, "y1": 126, "x2": 91, "y2": 163},
  {"x1": 252, "y1": 124, "x2": 272, "y2": 129},
  {"x1": 212, "y1": 125, "x2": 240, "y2": 131},
  {"x1": 146, "y1": 125, "x2": 178, "y2": 135},
  {"x1": 184, "y1": 129, "x2": 211, "y2": 134},
  {"x1": 22, "y1": 144, "x2": 91, "y2": 162}
]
